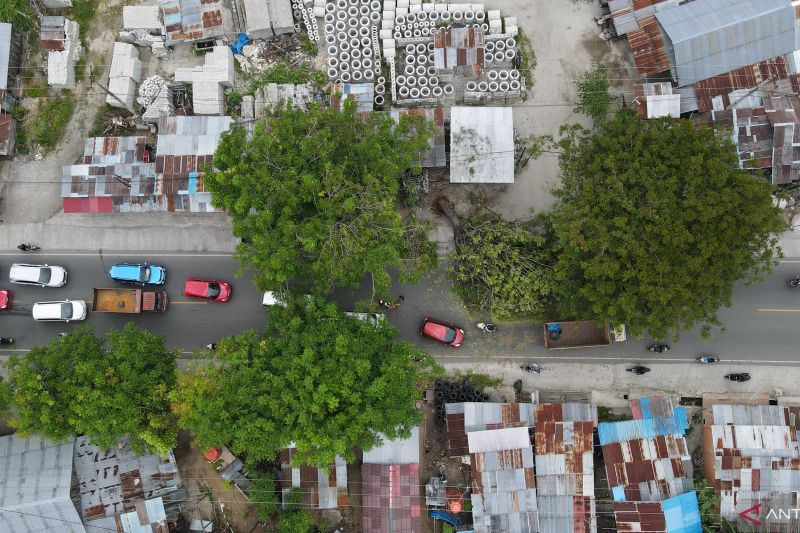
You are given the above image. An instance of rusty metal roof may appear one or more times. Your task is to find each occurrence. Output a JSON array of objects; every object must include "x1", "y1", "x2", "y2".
[
  {"x1": 433, "y1": 26, "x2": 485, "y2": 77},
  {"x1": 446, "y1": 402, "x2": 536, "y2": 456},
  {"x1": 627, "y1": 16, "x2": 672, "y2": 77},
  {"x1": 535, "y1": 402, "x2": 597, "y2": 424},
  {"x1": 161, "y1": 0, "x2": 223, "y2": 45},
  {"x1": 362, "y1": 463, "x2": 422, "y2": 533},
  {"x1": 613, "y1": 491, "x2": 701, "y2": 532}
]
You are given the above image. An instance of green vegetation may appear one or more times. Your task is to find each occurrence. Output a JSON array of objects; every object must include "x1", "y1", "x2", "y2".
[
  {"x1": 299, "y1": 35, "x2": 318, "y2": 56},
  {"x1": 171, "y1": 297, "x2": 440, "y2": 467},
  {"x1": 597, "y1": 406, "x2": 632, "y2": 423},
  {"x1": 248, "y1": 473, "x2": 281, "y2": 521},
  {"x1": 514, "y1": 29, "x2": 536, "y2": 91},
  {"x1": 552, "y1": 111, "x2": 784, "y2": 339},
  {"x1": 226, "y1": 90, "x2": 244, "y2": 116},
  {"x1": 276, "y1": 509, "x2": 313, "y2": 533},
  {"x1": 248, "y1": 60, "x2": 326, "y2": 92},
  {"x1": 450, "y1": 370, "x2": 503, "y2": 391},
  {"x1": 0, "y1": 0, "x2": 36, "y2": 31},
  {"x1": 26, "y1": 97, "x2": 74, "y2": 150},
  {"x1": 6, "y1": 324, "x2": 179, "y2": 456},
  {"x1": 72, "y1": 0, "x2": 101, "y2": 46},
  {"x1": 450, "y1": 215, "x2": 557, "y2": 319},
  {"x1": 573, "y1": 62, "x2": 613, "y2": 123},
  {"x1": 203, "y1": 100, "x2": 437, "y2": 296}
]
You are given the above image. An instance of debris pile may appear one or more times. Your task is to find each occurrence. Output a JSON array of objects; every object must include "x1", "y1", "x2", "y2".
[
  {"x1": 233, "y1": 34, "x2": 309, "y2": 74},
  {"x1": 137, "y1": 75, "x2": 166, "y2": 107}
]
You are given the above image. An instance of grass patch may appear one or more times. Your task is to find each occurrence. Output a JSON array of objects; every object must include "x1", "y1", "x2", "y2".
[
  {"x1": 71, "y1": 0, "x2": 101, "y2": 46},
  {"x1": 515, "y1": 28, "x2": 536, "y2": 94},
  {"x1": 248, "y1": 60, "x2": 326, "y2": 94},
  {"x1": 25, "y1": 97, "x2": 75, "y2": 151},
  {"x1": 299, "y1": 35, "x2": 318, "y2": 56}
]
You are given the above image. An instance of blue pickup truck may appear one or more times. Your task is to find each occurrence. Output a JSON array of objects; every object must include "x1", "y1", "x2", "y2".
[{"x1": 109, "y1": 263, "x2": 166, "y2": 285}]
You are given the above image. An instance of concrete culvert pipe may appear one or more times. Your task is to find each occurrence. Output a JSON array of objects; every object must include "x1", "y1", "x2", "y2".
[
  {"x1": 420, "y1": 86, "x2": 431, "y2": 97},
  {"x1": 432, "y1": 85, "x2": 443, "y2": 97},
  {"x1": 484, "y1": 52, "x2": 494, "y2": 63},
  {"x1": 404, "y1": 64, "x2": 415, "y2": 75},
  {"x1": 406, "y1": 54, "x2": 416, "y2": 65},
  {"x1": 416, "y1": 43, "x2": 426, "y2": 54},
  {"x1": 348, "y1": 16, "x2": 358, "y2": 27},
  {"x1": 351, "y1": 69, "x2": 363, "y2": 81},
  {"x1": 477, "y1": 81, "x2": 488, "y2": 92},
  {"x1": 394, "y1": 30, "x2": 402, "y2": 38},
  {"x1": 510, "y1": 79, "x2": 520, "y2": 90},
  {"x1": 427, "y1": 65, "x2": 435, "y2": 76},
  {"x1": 452, "y1": 11, "x2": 463, "y2": 21},
  {"x1": 396, "y1": 75, "x2": 406, "y2": 85},
  {"x1": 337, "y1": 30, "x2": 348, "y2": 41},
  {"x1": 340, "y1": 40, "x2": 350, "y2": 51},
  {"x1": 406, "y1": 12, "x2": 417, "y2": 23},
  {"x1": 327, "y1": 67, "x2": 339, "y2": 78},
  {"x1": 347, "y1": 5, "x2": 358, "y2": 16},
  {"x1": 481, "y1": 23, "x2": 488, "y2": 32},
  {"x1": 418, "y1": 11, "x2": 428, "y2": 21},
  {"x1": 505, "y1": 49, "x2": 515, "y2": 60},
  {"x1": 465, "y1": 10, "x2": 474, "y2": 21},
  {"x1": 441, "y1": 11, "x2": 450, "y2": 21},
  {"x1": 376, "y1": 83, "x2": 385, "y2": 94},
  {"x1": 351, "y1": 47, "x2": 362, "y2": 59},
  {"x1": 422, "y1": 27, "x2": 431, "y2": 36},
  {"x1": 443, "y1": 83, "x2": 454, "y2": 95},
  {"x1": 429, "y1": 75, "x2": 438, "y2": 85},
  {"x1": 362, "y1": 57, "x2": 373, "y2": 69},
  {"x1": 360, "y1": 5, "x2": 369, "y2": 16},
  {"x1": 485, "y1": 41, "x2": 494, "y2": 52},
  {"x1": 336, "y1": 20, "x2": 347, "y2": 31},
  {"x1": 415, "y1": 64, "x2": 426, "y2": 76},
  {"x1": 363, "y1": 46, "x2": 373, "y2": 57},
  {"x1": 405, "y1": 75, "x2": 416, "y2": 86},
  {"x1": 359, "y1": 17, "x2": 370, "y2": 29},
  {"x1": 325, "y1": 12, "x2": 335, "y2": 23},
  {"x1": 352, "y1": 58, "x2": 362, "y2": 70},
  {"x1": 427, "y1": 41, "x2": 434, "y2": 52},
  {"x1": 498, "y1": 69, "x2": 509, "y2": 80},
  {"x1": 374, "y1": 94, "x2": 385, "y2": 106},
  {"x1": 328, "y1": 52, "x2": 339, "y2": 63},
  {"x1": 412, "y1": 29, "x2": 420, "y2": 37},
  {"x1": 487, "y1": 69, "x2": 498, "y2": 81},
  {"x1": 340, "y1": 50, "x2": 351, "y2": 62},
  {"x1": 417, "y1": 76, "x2": 428, "y2": 87},
  {"x1": 429, "y1": 11, "x2": 439, "y2": 21},
  {"x1": 404, "y1": 29, "x2": 412, "y2": 37},
  {"x1": 410, "y1": 87, "x2": 420, "y2": 98},
  {"x1": 476, "y1": 11, "x2": 485, "y2": 22},
  {"x1": 396, "y1": 15, "x2": 406, "y2": 25},
  {"x1": 337, "y1": 0, "x2": 347, "y2": 7},
  {"x1": 326, "y1": 2, "x2": 336, "y2": 12},
  {"x1": 361, "y1": 36, "x2": 371, "y2": 47},
  {"x1": 349, "y1": 25, "x2": 359, "y2": 36},
  {"x1": 364, "y1": 69, "x2": 374, "y2": 80},
  {"x1": 495, "y1": 39, "x2": 506, "y2": 51},
  {"x1": 506, "y1": 38, "x2": 516, "y2": 49},
  {"x1": 336, "y1": 9, "x2": 347, "y2": 20},
  {"x1": 466, "y1": 80, "x2": 477, "y2": 91},
  {"x1": 326, "y1": 33, "x2": 337, "y2": 44},
  {"x1": 341, "y1": 71, "x2": 351, "y2": 82},
  {"x1": 405, "y1": 43, "x2": 415, "y2": 54},
  {"x1": 509, "y1": 69, "x2": 520, "y2": 80},
  {"x1": 348, "y1": 0, "x2": 357, "y2": 5},
  {"x1": 399, "y1": 86, "x2": 410, "y2": 97},
  {"x1": 294, "y1": 9, "x2": 303, "y2": 19},
  {"x1": 370, "y1": 0, "x2": 380, "y2": 10},
  {"x1": 325, "y1": 24, "x2": 336, "y2": 35},
  {"x1": 370, "y1": 11, "x2": 381, "y2": 23},
  {"x1": 488, "y1": 81, "x2": 499, "y2": 92},
  {"x1": 377, "y1": 76, "x2": 386, "y2": 84},
  {"x1": 499, "y1": 81, "x2": 509, "y2": 91}
]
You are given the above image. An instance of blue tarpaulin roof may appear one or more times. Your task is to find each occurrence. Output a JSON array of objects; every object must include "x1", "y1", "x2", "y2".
[
  {"x1": 663, "y1": 491, "x2": 702, "y2": 533},
  {"x1": 597, "y1": 407, "x2": 689, "y2": 445}
]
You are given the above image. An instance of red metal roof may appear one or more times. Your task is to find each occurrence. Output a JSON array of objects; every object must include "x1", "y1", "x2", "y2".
[
  {"x1": 362, "y1": 463, "x2": 422, "y2": 533},
  {"x1": 613, "y1": 501, "x2": 667, "y2": 532}
]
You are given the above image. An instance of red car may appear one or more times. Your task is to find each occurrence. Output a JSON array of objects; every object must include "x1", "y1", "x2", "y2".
[
  {"x1": 0, "y1": 290, "x2": 11, "y2": 310},
  {"x1": 183, "y1": 278, "x2": 232, "y2": 302},
  {"x1": 420, "y1": 317, "x2": 464, "y2": 347}
]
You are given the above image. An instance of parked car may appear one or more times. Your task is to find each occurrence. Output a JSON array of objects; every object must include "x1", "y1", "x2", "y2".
[
  {"x1": 9, "y1": 263, "x2": 67, "y2": 287},
  {"x1": 420, "y1": 317, "x2": 465, "y2": 347},
  {"x1": 0, "y1": 289, "x2": 12, "y2": 310},
  {"x1": 109, "y1": 263, "x2": 166, "y2": 285},
  {"x1": 184, "y1": 278, "x2": 232, "y2": 302},
  {"x1": 32, "y1": 300, "x2": 87, "y2": 322}
]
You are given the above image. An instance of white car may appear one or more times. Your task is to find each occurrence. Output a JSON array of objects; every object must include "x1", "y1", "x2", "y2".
[
  {"x1": 32, "y1": 300, "x2": 87, "y2": 322},
  {"x1": 10, "y1": 263, "x2": 68, "y2": 287}
]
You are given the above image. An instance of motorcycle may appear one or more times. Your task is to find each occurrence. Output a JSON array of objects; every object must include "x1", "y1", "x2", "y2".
[
  {"x1": 476, "y1": 322, "x2": 497, "y2": 333},
  {"x1": 725, "y1": 373, "x2": 751, "y2": 382},
  {"x1": 0, "y1": 337, "x2": 14, "y2": 344},
  {"x1": 521, "y1": 363, "x2": 541, "y2": 374},
  {"x1": 627, "y1": 365, "x2": 651, "y2": 375},
  {"x1": 17, "y1": 243, "x2": 40, "y2": 252},
  {"x1": 696, "y1": 355, "x2": 720, "y2": 364},
  {"x1": 788, "y1": 277, "x2": 800, "y2": 288},
  {"x1": 648, "y1": 344, "x2": 670, "y2": 353},
  {"x1": 205, "y1": 343, "x2": 217, "y2": 350}
]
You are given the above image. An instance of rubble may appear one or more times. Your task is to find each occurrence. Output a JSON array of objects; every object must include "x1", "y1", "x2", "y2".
[
  {"x1": 137, "y1": 75, "x2": 166, "y2": 108},
  {"x1": 118, "y1": 29, "x2": 168, "y2": 59}
]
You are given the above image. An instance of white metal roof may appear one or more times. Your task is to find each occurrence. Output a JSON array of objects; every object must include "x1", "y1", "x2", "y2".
[
  {"x1": 362, "y1": 427, "x2": 420, "y2": 465},
  {"x1": 0, "y1": 23, "x2": 11, "y2": 91},
  {"x1": 449, "y1": 106, "x2": 514, "y2": 183},
  {"x1": 0, "y1": 435, "x2": 85, "y2": 533},
  {"x1": 468, "y1": 426, "x2": 530, "y2": 453}
]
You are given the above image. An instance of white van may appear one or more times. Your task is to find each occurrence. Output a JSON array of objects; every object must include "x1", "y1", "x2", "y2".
[{"x1": 32, "y1": 300, "x2": 87, "y2": 322}]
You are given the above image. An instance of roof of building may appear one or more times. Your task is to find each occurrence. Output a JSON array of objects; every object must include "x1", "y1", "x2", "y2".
[
  {"x1": 608, "y1": 0, "x2": 669, "y2": 36},
  {"x1": 433, "y1": 26, "x2": 485, "y2": 76},
  {"x1": 279, "y1": 448, "x2": 348, "y2": 509},
  {"x1": 612, "y1": 491, "x2": 702, "y2": 533},
  {"x1": 73, "y1": 435, "x2": 181, "y2": 520},
  {"x1": 634, "y1": 82, "x2": 682, "y2": 119},
  {"x1": 362, "y1": 463, "x2": 422, "y2": 533},
  {"x1": 363, "y1": 427, "x2": 420, "y2": 465},
  {"x1": 535, "y1": 402, "x2": 597, "y2": 424},
  {"x1": 627, "y1": 16, "x2": 672, "y2": 77},
  {"x1": 0, "y1": 434, "x2": 85, "y2": 533},
  {"x1": 446, "y1": 402, "x2": 536, "y2": 456},
  {"x1": 656, "y1": 0, "x2": 795, "y2": 86},
  {"x1": 630, "y1": 396, "x2": 677, "y2": 420},
  {"x1": 537, "y1": 496, "x2": 594, "y2": 533},
  {"x1": 0, "y1": 24, "x2": 11, "y2": 90},
  {"x1": 330, "y1": 82, "x2": 375, "y2": 114},
  {"x1": 123, "y1": 6, "x2": 162, "y2": 31},
  {"x1": 0, "y1": 113, "x2": 15, "y2": 156},
  {"x1": 84, "y1": 498, "x2": 168, "y2": 533},
  {"x1": 389, "y1": 107, "x2": 447, "y2": 168},
  {"x1": 598, "y1": 407, "x2": 689, "y2": 445},
  {"x1": 450, "y1": 106, "x2": 514, "y2": 184},
  {"x1": 469, "y1": 427, "x2": 538, "y2": 533},
  {"x1": 39, "y1": 16, "x2": 66, "y2": 51},
  {"x1": 160, "y1": 0, "x2": 223, "y2": 44}
]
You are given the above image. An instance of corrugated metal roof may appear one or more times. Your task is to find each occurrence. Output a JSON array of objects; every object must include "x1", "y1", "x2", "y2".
[
  {"x1": 433, "y1": 26, "x2": 485, "y2": 77},
  {"x1": 74, "y1": 435, "x2": 180, "y2": 521},
  {"x1": 363, "y1": 427, "x2": 420, "y2": 465},
  {"x1": 598, "y1": 407, "x2": 689, "y2": 445},
  {"x1": 627, "y1": 16, "x2": 672, "y2": 77},
  {"x1": 85, "y1": 497, "x2": 169, "y2": 533},
  {"x1": 330, "y1": 82, "x2": 374, "y2": 114},
  {"x1": 655, "y1": 0, "x2": 795, "y2": 86},
  {"x1": 389, "y1": 107, "x2": 446, "y2": 168},
  {"x1": 712, "y1": 404, "x2": 800, "y2": 427},
  {"x1": 450, "y1": 106, "x2": 514, "y2": 184},
  {"x1": 468, "y1": 427, "x2": 531, "y2": 454},
  {"x1": 161, "y1": 0, "x2": 224, "y2": 44},
  {"x1": 535, "y1": 402, "x2": 597, "y2": 424},
  {"x1": 535, "y1": 421, "x2": 595, "y2": 499},
  {"x1": 446, "y1": 402, "x2": 536, "y2": 457},
  {"x1": 279, "y1": 448, "x2": 348, "y2": 510},
  {"x1": 362, "y1": 463, "x2": 422, "y2": 533},
  {"x1": 0, "y1": 434, "x2": 85, "y2": 533},
  {"x1": 613, "y1": 491, "x2": 701, "y2": 533},
  {"x1": 0, "y1": 23, "x2": 11, "y2": 90}
]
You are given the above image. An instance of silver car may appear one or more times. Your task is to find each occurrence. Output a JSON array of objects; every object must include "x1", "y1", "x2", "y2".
[
  {"x1": 9, "y1": 263, "x2": 68, "y2": 287},
  {"x1": 32, "y1": 300, "x2": 87, "y2": 322}
]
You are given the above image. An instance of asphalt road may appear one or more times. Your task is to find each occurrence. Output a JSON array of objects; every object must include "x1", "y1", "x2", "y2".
[{"x1": 1, "y1": 252, "x2": 799, "y2": 366}]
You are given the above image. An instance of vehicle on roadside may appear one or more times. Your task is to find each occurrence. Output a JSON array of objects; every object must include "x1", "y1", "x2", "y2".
[
  {"x1": 788, "y1": 277, "x2": 800, "y2": 288},
  {"x1": 92, "y1": 288, "x2": 168, "y2": 313},
  {"x1": 648, "y1": 344, "x2": 670, "y2": 353},
  {"x1": 521, "y1": 363, "x2": 541, "y2": 374},
  {"x1": 10, "y1": 263, "x2": 67, "y2": 287},
  {"x1": 543, "y1": 320, "x2": 626, "y2": 349},
  {"x1": 696, "y1": 355, "x2": 719, "y2": 364},
  {"x1": 0, "y1": 337, "x2": 13, "y2": 344},
  {"x1": 109, "y1": 263, "x2": 166, "y2": 285},
  {"x1": 725, "y1": 372, "x2": 751, "y2": 382},
  {"x1": 420, "y1": 317, "x2": 464, "y2": 347},
  {"x1": 32, "y1": 300, "x2": 87, "y2": 322},
  {"x1": 184, "y1": 278, "x2": 232, "y2": 302},
  {"x1": 626, "y1": 365, "x2": 651, "y2": 375},
  {"x1": 0, "y1": 289, "x2": 12, "y2": 310}
]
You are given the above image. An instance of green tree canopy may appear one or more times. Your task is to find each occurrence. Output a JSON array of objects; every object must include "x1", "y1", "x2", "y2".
[
  {"x1": 6, "y1": 324, "x2": 179, "y2": 455},
  {"x1": 552, "y1": 111, "x2": 783, "y2": 339},
  {"x1": 573, "y1": 62, "x2": 613, "y2": 123},
  {"x1": 171, "y1": 297, "x2": 439, "y2": 467},
  {"x1": 203, "y1": 101, "x2": 437, "y2": 295},
  {"x1": 450, "y1": 215, "x2": 558, "y2": 319}
]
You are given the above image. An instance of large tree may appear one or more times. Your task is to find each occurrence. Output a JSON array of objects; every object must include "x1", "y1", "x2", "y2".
[
  {"x1": 171, "y1": 297, "x2": 439, "y2": 467},
  {"x1": 552, "y1": 111, "x2": 783, "y2": 339},
  {"x1": 203, "y1": 101, "x2": 437, "y2": 295},
  {"x1": 6, "y1": 324, "x2": 179, "y2": 455}
]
